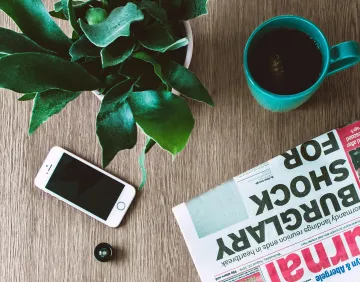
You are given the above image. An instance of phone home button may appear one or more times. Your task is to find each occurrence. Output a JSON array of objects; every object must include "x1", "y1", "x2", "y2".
[{"x1": 117, "y1": 202, "x2": 126, "y2": 211}]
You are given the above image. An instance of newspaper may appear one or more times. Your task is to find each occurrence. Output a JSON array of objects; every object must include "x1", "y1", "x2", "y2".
[{"x1": 173, "y1": 120, "x2": 360, "y2": 282}]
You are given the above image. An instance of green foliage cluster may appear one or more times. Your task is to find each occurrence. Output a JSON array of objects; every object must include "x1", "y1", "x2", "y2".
[{"x1": 0, "y1": 0, "x2": 212, "y2": 188}]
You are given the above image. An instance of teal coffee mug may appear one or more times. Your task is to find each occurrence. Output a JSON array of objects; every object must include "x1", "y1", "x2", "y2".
[{"x1": 244, "y1": 15, "x2": 360, "y2": 112}]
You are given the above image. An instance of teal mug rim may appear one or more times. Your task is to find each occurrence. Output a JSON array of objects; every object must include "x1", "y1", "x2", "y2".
[{"x1": 244, "y1": 15, "x2": 330, "y2": 100}]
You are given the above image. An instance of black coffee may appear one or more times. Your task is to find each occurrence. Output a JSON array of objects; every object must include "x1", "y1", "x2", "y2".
[{"x1": 247, "y1": 28, "x2": 323, "y2": 95}]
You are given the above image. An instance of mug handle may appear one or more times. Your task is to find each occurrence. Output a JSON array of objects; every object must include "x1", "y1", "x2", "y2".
[{"x1": 327, "y1": 41, "x2": 360, "y2": 76}]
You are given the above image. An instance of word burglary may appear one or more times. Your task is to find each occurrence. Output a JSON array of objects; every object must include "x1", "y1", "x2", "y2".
[{"x1": 216, "y1": 158, "x2": 359, "y2": 260}]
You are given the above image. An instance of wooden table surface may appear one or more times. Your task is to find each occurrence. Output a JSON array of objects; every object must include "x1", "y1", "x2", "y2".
[{"x1": 1, "y1": 0, "x2": 360, "y2": 281}]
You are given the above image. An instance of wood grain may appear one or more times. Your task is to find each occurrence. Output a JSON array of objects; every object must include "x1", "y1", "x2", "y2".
[{"x1": 1, "y1": 0, "x2": 360, "y2": 281}]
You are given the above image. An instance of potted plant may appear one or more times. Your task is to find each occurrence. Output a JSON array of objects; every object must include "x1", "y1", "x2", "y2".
[{"x1": 0, "y1": 0, "x2": 213, "y2": 188}]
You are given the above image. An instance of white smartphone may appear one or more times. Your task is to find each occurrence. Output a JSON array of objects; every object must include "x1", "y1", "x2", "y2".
[{"x1": 34, "y1": 146, "x2": 136, "y2": 228}]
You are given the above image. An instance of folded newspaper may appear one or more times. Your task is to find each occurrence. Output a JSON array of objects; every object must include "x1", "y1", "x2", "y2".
[{"x1": 173, "y1": 120, "x2": 360, "y2": 282}]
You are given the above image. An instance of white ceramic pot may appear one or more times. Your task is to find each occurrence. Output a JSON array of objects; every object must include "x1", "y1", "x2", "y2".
[{"x1": 92, "y1": 21, "x2": 194, "y2": 100}]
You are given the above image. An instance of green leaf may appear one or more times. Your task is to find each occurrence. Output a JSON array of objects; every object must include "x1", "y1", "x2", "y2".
[
  {"x1": 29, "y1": 90, "x2": 82, "y2": 134},
  {"x1": 75, "y1": 0, "x2": 106, "y2": 19},
  {"x1": 104, "y1": 73, "x2": 128, "y2": 87},
  {"x1": 78, "y1": 57, "x2": 103, "y2": 78},
  {"x1": 55, "y1": 0, "x2": 92, "y2": 12},
  {"x1": 103, "y1": 78, "x2": 136, "y2": 100},
  {"x1": 118, "y1": 57, "x2": 164, "y2": 90},
  {"x1": 54, "y1": 1, "x2": 64, "y2": 12},
  {"x1": 136, "y1": 72, "x2": 166, "y2": 91},
  {"x1": 61, "y1": 0, "x2": 82, "y2": 35},
  {"x1": 0, "y1": 0, "x2": 71, "y2": 54},
  {"x1": 85, "y1": 8, "x2": 108, "y2": 25},
  {"x1": 49, "y1": 10, "x2": 68, "y2": 20},
  {"x1": 70, "y1": 35, "x2": 101, "y2": 62},
  {"x1": 61, "y1": 0, "x2": 70, "y2": 19},
  {"x1": 0, "y1": 53, "x2": 103, "y2": 93},
  {"x1": 101, "y1": 37, "x2": 135, "y2": 68},
  {"x1": 79, "y1": 3, "x2": 144, "y2": 47},
  {"x1": 140, "y1": 0, "x2": 167, "y2": 23},
  {"x1": 97, "y1": 79, "x2": 137, "y2": 167},
  {"x1": 60, "y1": 0, "x2": 70, "y2": 17},
  {"x1": 120, "y1": 58, "x2": 151, "y2": 78},
  {"x1": 18, "y1": 93, "x2": 36, "y2": 101},
  {"x1": 128, "y1": 90, "x2": 194, "y2": 155},
  {"x1": 54, "y1": 0, "x2": 100, "y2": 18},
  {"x1": 0, "y1": 28, "x2": 50, "y2": 55},
  {"x1": 137, "y1": 22, "x2": 188, "y2": 53},
  {"x1": 138, "y1": 136, "x2": 156, "y2": 190},
  {"x1": 102, "y1": 0, "x2": 110, "y2": 9},
  {"x1": 72, "y1": 30, "x2": 80, "y2": 40},
  {"x1": 162, "y1": 60, "x2": 214, "y2": 106},
  {"x1": 132, "y1": 52, "x2": 168, "y2": 88},
  {"x1": 163, "y1": 0, "x2": 208, "y2": 21}
]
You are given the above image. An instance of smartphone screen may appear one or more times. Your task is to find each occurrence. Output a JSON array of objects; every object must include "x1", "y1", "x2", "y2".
[{"x1": 45, "y1": 153, "x2": 125, "y2": 220}]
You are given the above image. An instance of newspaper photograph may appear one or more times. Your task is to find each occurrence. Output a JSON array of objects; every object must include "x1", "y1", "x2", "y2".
[{"x1": 173, "y1": 120, "x2": 360, "y2": 282}]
